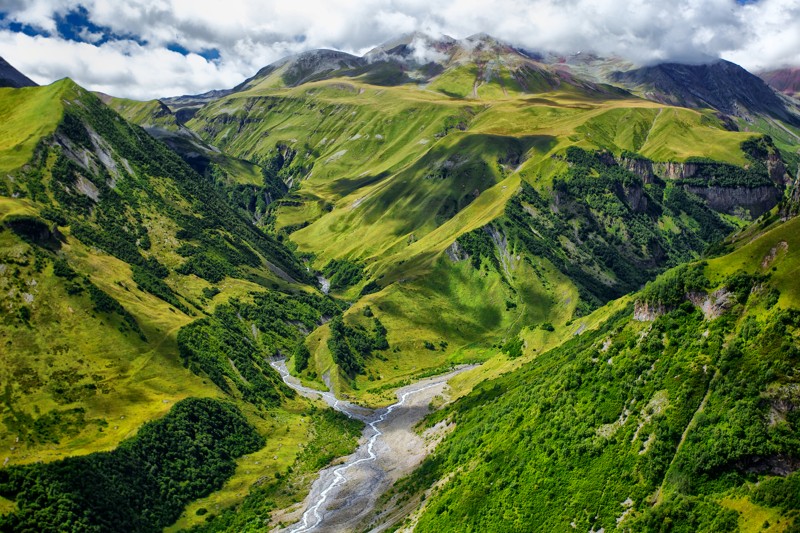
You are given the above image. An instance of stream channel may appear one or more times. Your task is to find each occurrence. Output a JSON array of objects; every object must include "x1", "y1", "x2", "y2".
[{"x1": 269, "y1": 360, "x2": 472, "y2": 532}]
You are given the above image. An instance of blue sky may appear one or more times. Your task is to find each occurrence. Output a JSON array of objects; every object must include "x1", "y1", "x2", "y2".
[{"x1": 0, "y1": 0, "x2": 798, "y2": 99}]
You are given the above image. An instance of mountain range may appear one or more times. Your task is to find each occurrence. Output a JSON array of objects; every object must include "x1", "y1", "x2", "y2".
[
  {"x1": 0, "y1": 31, "x2": 799, "y2": 532},
  {"x1": 760, "y1": 67, "x2": 800, "y2": 100}
]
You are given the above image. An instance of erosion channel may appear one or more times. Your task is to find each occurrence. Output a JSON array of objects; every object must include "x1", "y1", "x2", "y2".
[{"x1": 270, "y1": 360, "x2": 473, "y2": 532}]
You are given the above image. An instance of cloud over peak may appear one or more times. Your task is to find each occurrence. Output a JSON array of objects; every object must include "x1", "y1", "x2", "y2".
[{"x1": 0, "y1": 0, "x2": 798, "y2": 99}]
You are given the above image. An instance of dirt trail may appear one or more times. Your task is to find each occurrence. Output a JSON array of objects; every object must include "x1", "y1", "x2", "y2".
[{"x1": 270, "y1": 361, "x2": 472, "y2": 533}]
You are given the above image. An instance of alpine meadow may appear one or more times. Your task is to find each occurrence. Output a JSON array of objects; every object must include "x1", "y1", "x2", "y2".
[{"x1": 1, "y1": 7, "x2": 800, "y2": 533}]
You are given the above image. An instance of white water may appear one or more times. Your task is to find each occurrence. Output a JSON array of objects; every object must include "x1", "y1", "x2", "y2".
[{"x1": 317, "y1": 276, "x2": 330, "y2": 295}]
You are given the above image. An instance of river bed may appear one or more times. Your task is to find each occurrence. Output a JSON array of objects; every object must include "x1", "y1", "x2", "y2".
[{"x1": 269, "y1": 361, "x2": 471, "y2": 532}]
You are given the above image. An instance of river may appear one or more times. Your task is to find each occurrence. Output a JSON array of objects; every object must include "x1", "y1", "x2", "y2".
[{"x1": 269, "y1": 360, "x2": 472, "y2": 532}]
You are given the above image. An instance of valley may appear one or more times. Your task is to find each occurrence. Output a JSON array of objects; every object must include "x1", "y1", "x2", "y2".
[{"x1": 0, "y1": 28, "x2": 799, "y2": 533}]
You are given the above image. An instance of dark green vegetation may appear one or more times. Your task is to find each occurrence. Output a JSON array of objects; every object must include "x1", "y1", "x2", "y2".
[
  {"x1": 327, "y1": 314, "x2": 390, "y2": 377},
  {"x1": 186, "y1": 408, "x2": 362, "y2": 532},
  {"x1": 0, "y1": 398, "x2": 263, "y2": 532},
  {"x1": 178, "y1": 290, "x2": 341, "y2": 405},
  {"x1": 15, "y1": 81, "x2": 310, "y2": 287},
  {"x1": 461, "y1": 146, "x2": 734, "y2": 314},
  {"x1": 321, "y1": 258, "x2": 364, "y2": 291},
  {"x1": 391, "y1": 216, "x2": 800, "y2": 532},
  {"x1": 0, "y1": 78, "x2": 364, "y2": 532},
  {"x1": 2, "y1": 39, "x2": 800, "y2": 533}
]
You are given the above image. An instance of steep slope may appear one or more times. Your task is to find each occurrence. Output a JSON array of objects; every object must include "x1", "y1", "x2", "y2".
[
  {"x1": 609, "y1": 60, "x2": 800, "y2": 126},
  {"x1": 0, "y1": 79, "x2": 367, "y2": 531},
  {"x1": 103, "y1": 95, "x2": 281, "y2": 227},
  {"x1": 0, "y1": 56, "x2": 36, "y2": 88},
  {"x1": 760, "y1": 67, "x2": 800, "y2": 99},
  {"x1": 236, "y1": 49, "x2": 366, "y2": 91},
  {"x1": 180, "y1": 53, "x2": 795, "y2": 401},
  {"x1": 377, "y1": 209, "x2": 800, "y2": 533},
  {"x1": 0, "y1": 78, "x2": 306, "y2": 457}
]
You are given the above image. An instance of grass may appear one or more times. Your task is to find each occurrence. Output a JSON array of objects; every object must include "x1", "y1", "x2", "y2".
[
  {"x1": 177, "y1": 71, "x2": 795, "y2": 403},
  {"x1": 719, "y1": 496, "x2": 792, "y2": 533},
  {"x1": 0, "y1": 81, "x2": 69, "y2": 174},
  {"x1": 0, "y1": 213, "x2": 220, "y2": 466},
  {"x1": 705, "y1": 216, "x2": 800, "y2": 308}
]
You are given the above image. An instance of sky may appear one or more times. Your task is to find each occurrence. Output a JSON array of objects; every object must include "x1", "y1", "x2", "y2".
[{"x1": 0, "y1": 0, "x2": 798, "y2": 100}]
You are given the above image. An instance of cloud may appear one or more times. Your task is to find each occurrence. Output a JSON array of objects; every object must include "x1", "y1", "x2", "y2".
[{"x1": 0, "y1": 0, "x2": 798, "y2": 99}]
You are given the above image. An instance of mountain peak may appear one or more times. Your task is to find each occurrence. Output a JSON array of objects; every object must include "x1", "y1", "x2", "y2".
[
  {"x1": 365, "y1": 32, "x2": 457, "y2": 65},
  {"x1": 609, "y1": 59, "x2": 800, "y2": 125},
  {"x1": 0, "y1": 56, "x2": 37, "y2": 88}
]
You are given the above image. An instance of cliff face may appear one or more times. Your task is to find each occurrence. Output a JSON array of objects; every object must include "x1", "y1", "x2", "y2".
[
  {"x1": 782, "y1": 170, "x2": 800, "y2": 220},
  {"x1": 685, "y1": 184, "x2": 782, "y2": 218},
  {"x1": 633, "y1": 300, "x2": 667, "y2": 321},
  {"x1": 620, "y1": 150, "x2": 786, "y2": 218},
  {"x1": 620, "y1": 157, "x2": 701, "y2": 182}
]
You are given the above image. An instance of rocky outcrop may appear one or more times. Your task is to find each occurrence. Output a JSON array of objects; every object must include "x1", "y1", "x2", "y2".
[
  {"x1": 619, "y1": 183, "x2": 648, "y2": 212},
  {"x1": 633, "y1": 300, "x2": 667, "y2": 321},
  {"x1": 655, "y1": 161, "x2": 700, "y2": 180},
  {"x1": 761, "y1": 241, "x2": 788, "y2": 269},
  {"x1": 445, "y1": 241, "x2": 469, "y2": 262},
  {"x1": 621, "y1": 157, "x2": 700, "y2": 182},
  {"x1": 766, "y1": 151, "x2": 789, "y2": 185},
  {"x1": 686, "y1": 289, "x2": 734, "y2": 320},
  {"x1": 621, "y1": 157, "x2": 655, "y2": 184},
  {"x1": 781, "y1": 171, "x2": 800, "y2": 220},
  {"x1": 636, "y1": 288, "x2": 733, "y2": 322},
  {"x1": 685, "y1": 184, "x2": 782, "y2": 218},
  {"x1": 610, "y1": 60, "x2": 800, "y2": 126},
  {"x1": 739, "y1": 455, "x2": 800, "y2": 477}
]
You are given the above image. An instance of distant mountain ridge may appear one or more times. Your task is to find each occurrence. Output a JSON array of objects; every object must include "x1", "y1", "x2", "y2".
[
  {"x1": 759, "y1": 67, "x2": 800, "y2": 99},
  {"x1": 609, "y1": 60, "x2": 800, "y2": 126},
  {"x1": 157, "y1": 33, "x2": 800, "y2": 130},
  {"x1": 0, "y1": 56, "x2": 36, "y2": 88}
]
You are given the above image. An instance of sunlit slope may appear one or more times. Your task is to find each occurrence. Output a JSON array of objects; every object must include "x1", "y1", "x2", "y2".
[
  {"x1": 105, "y1": 94, "x2": 266, "y2": 191},
  {"x1": 190, "y1": 78, "x2": 753, "y2": 264},
  {"x1": 0, "y1": 83, "x2": 65, "y2": 174},
  {"x1": 184, "y1": 74, "x2": 786, "y2": 396},
  {"x1": 0, "y1": 79, "x2": 319, "y2": 466},
  {"x1": 389, "y1": 213, "x2": 800, "y2": 533}
]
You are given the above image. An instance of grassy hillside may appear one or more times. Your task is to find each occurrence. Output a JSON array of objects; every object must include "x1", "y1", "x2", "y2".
[
  {"x1": 2, "y1": 54, "x2": 799, "y2": 531},
  {"x1": 0, "y1": 80, "x2": 366, "y2": 530},
  {"x1": 375, "y1": 213, "x2": 800, "y2": 532},
  {"x1": 178, "y1": 71, "x2": 795, "y2": 399}
]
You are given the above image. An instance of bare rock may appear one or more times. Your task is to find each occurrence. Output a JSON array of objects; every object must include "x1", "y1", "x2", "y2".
[{"x1": 633, "y1": 300, "x2": 667, "y2": 321}]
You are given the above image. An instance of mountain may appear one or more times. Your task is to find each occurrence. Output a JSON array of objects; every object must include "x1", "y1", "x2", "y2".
[
  {"x1": 0, "y1": 56, "x2": 36, "y2": 88},
  {"x1": 0, "y1": 76, "x2": 367, "y2": 531},
  {"x1": 608, "y1": 60, "x2": 800, "y2": 125},
  {"x1": 374, "y1": 208, "x2": 800, "y2": 532},
  {"x1": 2, "y1": 33, "x2": 800, "y2": 532},
  {"x1": 100, "y1": 94, "x2": 283, "y2": 228},
  {"x1": 759, "y1": 67, "x2": 800, "y2": 99},
  {"x1": 174, "y1": 37, "x2": 794, "y2": 406}
]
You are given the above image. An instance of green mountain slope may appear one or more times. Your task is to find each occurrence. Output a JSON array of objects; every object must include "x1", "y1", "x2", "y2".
[
  {"x1": 177, "y1": 63, "x2": 794, "y2": 400},
  {"x1": 3, "y1": 42, "x2": 799, "y2": 531},
  {"x1": 374, "y1": 210, "x2": 800, "y2": 532},
  {"x1": 0, "y1": 79, "x2": 365, "y2": 530},
  {"x1": 101, "y1": 94, "x2": 290, "y2": 231}
]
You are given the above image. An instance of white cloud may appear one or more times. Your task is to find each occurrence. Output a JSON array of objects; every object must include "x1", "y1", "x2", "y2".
[{"x1": 0, "y1": 0, "x2": 798, "y2": 99}]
